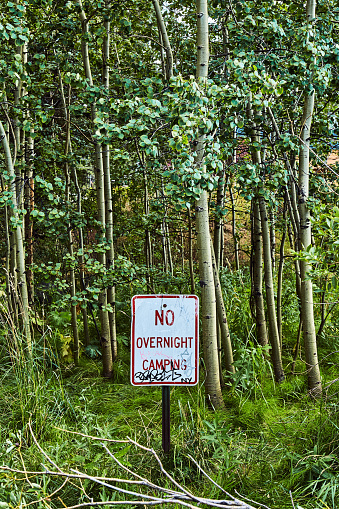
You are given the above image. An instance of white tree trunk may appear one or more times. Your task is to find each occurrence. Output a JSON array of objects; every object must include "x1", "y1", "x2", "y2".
[
  {"x1": 0, "y1": 121, "x2": 31, "y2": 351},
  {"x1": 298, "y1": 0, "x2": 322, "y2": 397},
  {"x1": 195, "y1": 0, "x2": 224, "y2": 408}
]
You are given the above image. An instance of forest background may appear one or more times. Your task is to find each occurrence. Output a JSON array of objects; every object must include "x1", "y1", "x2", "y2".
[{"x1": 0, "y1": 0, "x2": 339, "y2": 508}]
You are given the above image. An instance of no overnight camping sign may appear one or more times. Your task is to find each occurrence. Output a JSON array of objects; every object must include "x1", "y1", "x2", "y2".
[{"x1": 130, "y1": 295, "x2": 199, "y2": 386}]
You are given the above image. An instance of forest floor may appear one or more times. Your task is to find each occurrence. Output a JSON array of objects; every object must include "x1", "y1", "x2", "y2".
[{"x1": 0, "y1": 325, "x2": 338, "y2": 509}]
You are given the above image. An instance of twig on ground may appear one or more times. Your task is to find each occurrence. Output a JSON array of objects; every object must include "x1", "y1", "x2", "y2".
[
  {"x1": 53, "y1": 426, "x2": 129, "y2": 443},
  {"x1": 7, "y1": 424, "x2": 267, "y2": 509}
]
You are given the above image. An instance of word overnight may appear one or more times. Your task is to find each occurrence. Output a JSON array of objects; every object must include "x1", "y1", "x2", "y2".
[{"x1": 135, "y1": 336, "x2": 193, "y2": 349}]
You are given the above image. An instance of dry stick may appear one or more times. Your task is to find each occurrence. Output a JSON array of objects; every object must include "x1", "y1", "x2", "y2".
[
  {"x1": 234, "y1": 492, "x2": 271, "y2": 509},
  {"x1": 289, "y1": 491, "x2": 296, "y2": 509},
  {"x1": 102, "y1": 444, "x2": 173, "y2": 493},
  {"x1": 53, "y1": 426, "x2": 129, "y2": 443},
  {"x1": 126, "y1": 437, "x2": 198, "y2": 501},
  {"x1": 69, "y1": 468, "x2": 197, "y2": 508},
  {"x1": 23, "y1": 478, "x2": 68, "y2": 508},
  {"x1": 60, "y1": 500, "x2": 199, "y2": 509},
  {"x1": 103, "y1": 444, "x2": 188, "y2": 500},
  {"x1": 62, "y1": 501, "x2": 252, "y2": 509},
  {"x1": 26, "y1": 428, "x2": 264, "y2": 509},
  {"x1": 187, "y1": 454, "x2": 236, "y2": 500},
  {"x1": 125, "y1": 440, "x2": 253, "y2": 509},
  {"x1": 2, "y1": 463, "x2": 255, "y2": 509},
  {"x1": 70, "y1": 468, "x2": 253, "y2": 509},
  {"x1": 0, "y1": 466, "x2": 143, "y2": 485},
  {"x1": 16, "y1": 435, "x2": 34, "y2": 489},
  {"x1": 29, "y1": 421, "x2": 64, "y2": 473}
]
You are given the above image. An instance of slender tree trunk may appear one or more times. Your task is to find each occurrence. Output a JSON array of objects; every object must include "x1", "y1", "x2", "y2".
[
  {"x1": 58, "y1": 72, "x2": 80, "y2": 365},
  {"x1": 102, "y1": 14, "x2": 117, "y2": 361},
  {"x1": 0, "y1": 120, "x2": 31, "y2": 351},
  {"x1": 25, "y1": 135, "x2": 34, "y2": 304},
  {"x1": 252, "y1": 199, "x2": 268, "y2": 346},
  {"x1": 259, "y1": 196, "x2": 285, "y2": 381},
  {"x1": 298, "y1": 0, "x2": 322, "y2": 397},
  {"x1": 143, "y1": 169, "x2": 153, "y2": 284},
  {"x1": 73, "y1": 168, "x2": 90, "y2": 347},
  {"x1": 187, "y1": 207, "x2": 195, "y2": 294},
  {"x1": 229, "y1": 183, "x2": 239, "y2": 270},
  {"x1": 1, "y1": 112, "x2": 18, "y2": 322},
  {"x1": 269, "y1": 206, "x2": 276, "y2": 272},
  {"x1": 210, "y1": 238, "x2": 234, "y2": 374},
  {"x1": 247, "y1": 99, "x2": 284, "y2": 380},
  {"x1": 158, "y1": 188, "x2": 168, "y2": 272},
  {"x1": 180, "y1": 227, "x2": 185, "y2": 274},
  {"x1": 78, "y1": 0, "x2": 113, "y2": 377},
  {"x1": 291, "y1": 318, "x2": 302, "y2": 376},
  {"x1": 277, "y1": 197, "x2": 287, "y2": 349},
  {"x1": 58, "y1": 66, "x2": 90, "y2": 347},
  {"x1": 152, "y1": 0, "x2": 173, "y2": 80},
  {"x1": 213, "y1": 167, "x2": 225, "y2": 271},
  {"x1": 1, "y1": 176, "x2": 13, "y2": 318},
  {"x1": 195, "y1": 0, "x2": 224, "y2": 408},
  {"x1": 9, "y1": 228, "x2": 18, "y2": 322},
  {"x1": 161, "y1": 179, "x2": 173, "y2": 276}
]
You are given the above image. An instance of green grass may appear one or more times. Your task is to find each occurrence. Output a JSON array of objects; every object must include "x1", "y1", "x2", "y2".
[{"x1": 0, "y1": 294, "x2": 338, "y2": 509}]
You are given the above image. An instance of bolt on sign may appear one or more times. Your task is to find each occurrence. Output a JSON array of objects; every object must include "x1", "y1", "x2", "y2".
[{"x1": 131, "y1": 295, "x2": 199, "y2": 386}]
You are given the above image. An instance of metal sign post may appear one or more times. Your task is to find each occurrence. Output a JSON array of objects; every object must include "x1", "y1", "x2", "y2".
[
  {"x1": 162, "y1": 386, "x2": 170, "y2": 453},
  {"x1": 131, "y1": 294, "x2": 199, "y2": 453}
]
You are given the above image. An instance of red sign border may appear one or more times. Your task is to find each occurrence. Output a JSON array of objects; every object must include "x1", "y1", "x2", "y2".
[{"x1": 131, "y1": 294, "x2": 199, "y2": 386}]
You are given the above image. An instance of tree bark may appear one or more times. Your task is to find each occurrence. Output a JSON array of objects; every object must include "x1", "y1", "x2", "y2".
[
  {"x1": 259, "y1": 196, "x2": 285, "y2": 381},
  {"x1": 0, "y1": 120, "x2": 31, "y2": 351},
  {"x1": 78, "y1": 0, "x2": 113, "y2": 377},
  {"x1": 277, "y1": 196, "x2": 287, "y2": 349},
  {"x1": 213, "y1": 167, "x2": 225, "y2": 271},
  {"x1": 102, "y1": 14, "x2": 117, "y2": 361},
  {"x1": 298, "y1": 0, "x2": 322, "y2": 397},
  {"x1": 229, "y1": 183, "x2": 239, "y2": 270},
  {"x1": 210, "y1": 238, "x2": 234, "y2": 374},
  {"x1": 252, "y1": 199, "x2": 268, "y2": 346},
  {"x1": 61, "y1": 77, "x2": 80, "y2": 366},
  {"x1": 187, "y1": 207, "x2": 195, "y2": 294},
  {"x1": 152, "y1": 0, "x2": 173, "y2": 80},
  {"x1": 195, "y1": 0, "x2": 224, "y2": 408}
]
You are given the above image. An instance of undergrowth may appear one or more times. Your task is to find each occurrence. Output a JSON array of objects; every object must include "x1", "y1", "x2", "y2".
[{"x1": 0, "y1": 288, "x2": 338, "y2": 509}]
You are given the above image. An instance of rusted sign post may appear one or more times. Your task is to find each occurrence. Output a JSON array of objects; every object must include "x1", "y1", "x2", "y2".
[{"x1": 131, "y1": 295, "x2": 199, "y2": 452}]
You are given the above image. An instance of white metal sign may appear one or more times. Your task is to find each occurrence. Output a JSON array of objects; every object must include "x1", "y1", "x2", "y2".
[{"x1": 131, "y1": 295, "x2": 199, "y2": 386}]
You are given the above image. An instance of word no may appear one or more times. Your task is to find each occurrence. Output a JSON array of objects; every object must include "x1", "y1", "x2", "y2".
[{"x1": 155, "y1": 309, "x2": 174, "y2": 326}]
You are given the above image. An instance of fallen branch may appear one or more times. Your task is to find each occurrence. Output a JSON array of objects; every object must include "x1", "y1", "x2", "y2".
[{"x1": 1, "y1": 423, "x2": 268, "y2": 509}]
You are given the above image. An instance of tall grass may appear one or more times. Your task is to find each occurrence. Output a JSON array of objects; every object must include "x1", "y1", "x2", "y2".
[
  {"x1": 0, "y1": 287, "x2": 338, "y2": 509},
  {"x1": 0, "y1": 295, "x2": 71, "y2": 436}
]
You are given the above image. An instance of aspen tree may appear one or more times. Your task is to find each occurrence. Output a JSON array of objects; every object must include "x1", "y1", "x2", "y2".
[
  {"x1": 152, "y1": 0, "x2": 173, "y2": 80},
  {"x1": 57, "y1": 62, "x2": 90, "y2": 348},
  {"x1": 229, "y1": 183, "x2": 239, "y2": 271},
  {"x1": 252, "y1": 199, "x2": 268, "y2": 347},
  {"x1": 102, "y1": 10, "x2": 117, "y2": 361},
  {"x1": 195, "y1": 0, "x2": 224, "y2": 408},
  {"x1": 187, "y1": 207, "x2": 195, "y2": 294},
  {"x1": 213, "y1": 167, "x2": 225, "y2": 270},
  {"x1": 25, "y1": 134, "x2": 34, "y2": 304},
  {"x1": 298, "y1": 0, "x2": 322, "y2": 396},
  {"x1": 277, "y1": 196, "x2": 287, "y2": 348},
  {"x1": 58, "y1": 73, "x2": 79, "y2": 365},
  {"x1": 247, "y1": 101, "x2": 284, "y2": 381},
  {"x1": 0, "y1": 120, "x2": 31, "y2": 351},
  {"x1": 259, "y1": 195, "x2": 285, "y2": 381},
  {"x1": 77, "y1": 0, "x2": 113, "y2": 377},
  {"x1": 210, "y1": 239, "x2": 234, "y2": 374}
]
